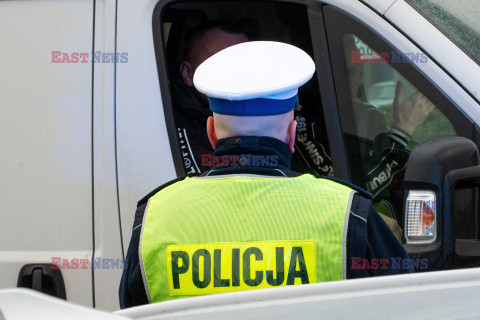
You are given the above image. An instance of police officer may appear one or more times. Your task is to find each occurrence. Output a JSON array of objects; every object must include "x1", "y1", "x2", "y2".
[{"x1": 119, "y1": 41, "x2": 411, "y2": 308}]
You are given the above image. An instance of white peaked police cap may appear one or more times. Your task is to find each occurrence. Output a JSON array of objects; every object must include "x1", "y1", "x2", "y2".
[{"x1": 193, "y1": 41, "x2": 315, "y2": 116}]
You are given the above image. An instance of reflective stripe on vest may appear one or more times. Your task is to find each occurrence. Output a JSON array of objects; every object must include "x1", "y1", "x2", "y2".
[{"x1": 139, "y1": 174, "x2": 356, "y2": 303}]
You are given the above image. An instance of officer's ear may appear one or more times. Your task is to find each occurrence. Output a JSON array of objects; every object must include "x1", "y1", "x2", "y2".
[
  {"x1": 180, "y1": 61, "x2": 194, "y2": 87},
  {"x1": 207, "y1": 116, "x2": 217, "y2": 149},
  {"x1": 286, "y1": 119, "x2": 297, "y2": 154}
]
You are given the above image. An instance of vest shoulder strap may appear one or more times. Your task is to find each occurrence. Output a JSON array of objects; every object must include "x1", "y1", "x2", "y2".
[
  {"x1": 137, "y1": 176, "x2": 188, "y2": 206},
  {"x1": 319, "y1": 176, "x2": 372, "y2": 199}
]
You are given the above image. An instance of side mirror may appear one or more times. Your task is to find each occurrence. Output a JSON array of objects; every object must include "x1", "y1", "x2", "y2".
[{"x1": 402, "y1": 136, "x2": 480, "y2": 270}]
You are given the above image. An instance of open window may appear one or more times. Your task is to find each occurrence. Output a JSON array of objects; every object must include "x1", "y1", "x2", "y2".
[{"x1": 153, "y1": 1, "x2": 332, "y2": 177}]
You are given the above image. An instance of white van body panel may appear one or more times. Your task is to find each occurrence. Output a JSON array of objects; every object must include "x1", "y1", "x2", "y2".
[
  {"x1": 3, "y1": 268, "x2": 480, "y2": 319},
  {"x1": 0, "y1": 0, "x2": 94, "y2": 307},
  {"x1": 0, "y1": 289, "x2": 128, "y2": 320},
  {"x1": 361, "y1": 0, "x2": 397, "y2": 15},
  {"x1": 117, "y1": 268, "x2": 480, "y2": 319}
]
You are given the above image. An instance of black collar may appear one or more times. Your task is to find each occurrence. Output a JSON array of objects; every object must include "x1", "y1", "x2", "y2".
[{"x1": 201, "y1": 136, "x2": 301, "y2": 177}]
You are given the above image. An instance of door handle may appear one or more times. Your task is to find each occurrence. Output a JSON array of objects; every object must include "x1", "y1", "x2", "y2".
[{"x1": 17, "y1": 264, "x2": 66, "y2": 299}]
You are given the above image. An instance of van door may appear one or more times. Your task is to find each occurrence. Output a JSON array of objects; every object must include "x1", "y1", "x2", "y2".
[
  {"x1": 0, "y1": 0, "x2": 95, "y2": 306},
  {"x1": 317, "y1": 3, "x2": 480, "y2": 258}
]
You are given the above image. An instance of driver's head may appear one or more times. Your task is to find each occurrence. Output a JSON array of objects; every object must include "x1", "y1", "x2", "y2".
[
  {"x1": 193, "y1": 41, "x2": 315, "y2": 153},
  {"x1": 180, "y1": 21, "x2": 249, "y2": 88}
]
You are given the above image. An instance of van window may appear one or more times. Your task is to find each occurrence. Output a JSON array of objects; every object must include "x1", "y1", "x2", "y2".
[
  {"x1": 324, "y1": 6, "x2": 475, "y2": 227},
  {"x1": 349, "y1": 33, "x2": 456, "y2": 149}
]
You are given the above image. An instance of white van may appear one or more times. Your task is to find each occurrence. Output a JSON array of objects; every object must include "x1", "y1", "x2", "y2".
[{"x1": 1, "y1": 0, "x2": 479, "y2": 312}]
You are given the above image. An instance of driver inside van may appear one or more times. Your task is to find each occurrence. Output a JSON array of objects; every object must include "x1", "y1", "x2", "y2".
[
  {"x1": 342, "y1": 34, "x2": 435, "y2": 236},
  {"x1": 171, "y1": 21, "x2": 248, "y2": 174}
]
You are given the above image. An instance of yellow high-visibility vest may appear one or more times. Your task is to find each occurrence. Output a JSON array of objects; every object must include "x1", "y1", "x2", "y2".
[{"x1": 140, "y1": 174, "x2": 356, "y2": 303}]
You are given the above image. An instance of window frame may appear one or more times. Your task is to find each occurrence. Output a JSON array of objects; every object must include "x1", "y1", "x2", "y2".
[
  {"x1": 306, "y1": 4, "x2": 350, "y2": 180},
  {"x1": 153, "y1": 2, "x2": 186, "y2": 177}
]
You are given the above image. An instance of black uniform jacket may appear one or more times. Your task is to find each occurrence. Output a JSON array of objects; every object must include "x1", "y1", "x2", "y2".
[{"x1": 119, "y1": 136, "x2": 412, "y2": 309}]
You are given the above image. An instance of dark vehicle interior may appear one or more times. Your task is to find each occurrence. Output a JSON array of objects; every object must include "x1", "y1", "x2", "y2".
[{"x1": 158, "y1": 1, "x2": 331, "y2": 177}]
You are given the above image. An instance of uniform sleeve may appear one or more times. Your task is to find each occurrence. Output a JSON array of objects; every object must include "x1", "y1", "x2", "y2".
[
  {"x1": 119, "y1": 204, "x2": 149, "y2": 309},
  {"x1": 347, "y1": 194, "x2": 412, "y2": 279}
]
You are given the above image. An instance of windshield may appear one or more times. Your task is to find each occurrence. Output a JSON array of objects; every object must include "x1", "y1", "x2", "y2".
[{"x1": 405, "y1": 0, "x2": 480, "y2": 66}]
